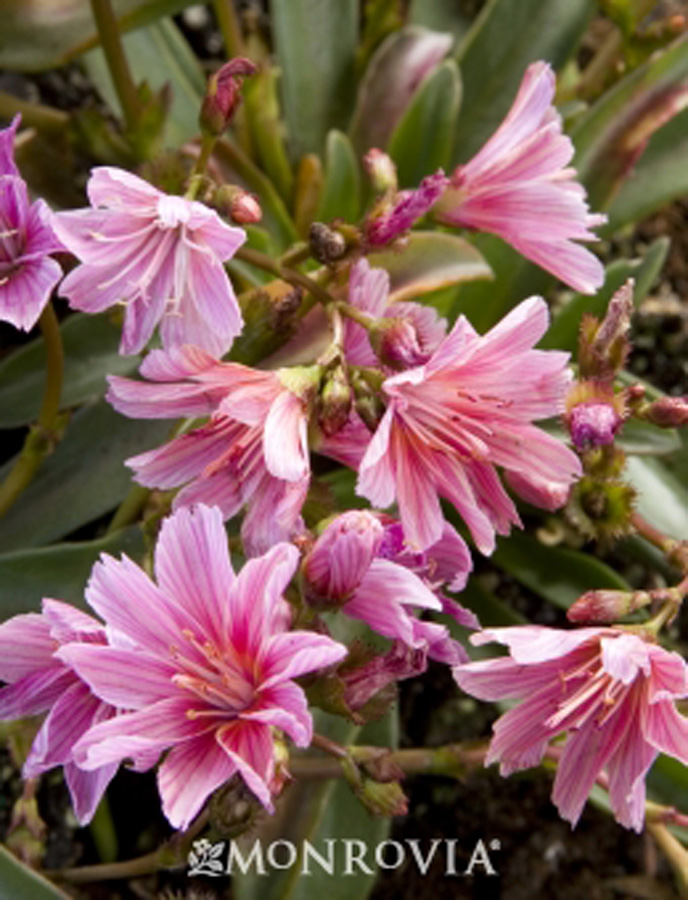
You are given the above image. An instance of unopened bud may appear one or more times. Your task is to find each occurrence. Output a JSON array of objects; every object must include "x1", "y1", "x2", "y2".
[
  {"x1": 358, "y1": 777, "x2": 409, "y2": 817},
  {"x1": 309, "y1": 222, "x2": 347, "y2": 264},
  {"x1": 200, "y1": 57, "x2": 257, "y2": 137},
  {"x1": 304, "y1": 510, "x2": 383, "y2": 602},
  {"x1": 370, "y1": 317, "x2": 426, "y2": 369},
  {"x1": 341, "y1": 641, "x2": 425, "y2": 712},
  {"x1": 209, "y1": 775, "x2": 262, "y2": 838},
  {"x1": 567, "y1": 588, "x2": 651, "y2": 624},
  {"x1": 215, "y1": 184, "x2": 262, "y2": 223},
  {"x1": 318, "y1": 365, "x2": 353, "y2": 436},
  {"x1": 363, "y1": 149, "x2": 398, "y2": 194},
  {"x1": 569, "y1": 401, "x2": 623, "y2": 450},
  {"x1": 643, "y1": 396, "x2": 688, "y2": 429},
  {"x1": 579, "y1": 280, "x2": 634, "y2": 380},
  {"x1": 505, "y1": 470, "x2": 572, "y2": 511}
]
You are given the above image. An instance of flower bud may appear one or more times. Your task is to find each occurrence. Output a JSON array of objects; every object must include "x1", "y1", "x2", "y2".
[
  {"x1": 200, "y1": 57, "x2": 257, "y2": 137},
  {"x1": 567, "y1": 589, "x2": 651, "y2": 624},
  {"x1": 569, "y1": 401, "x2": 623, "y2": 450},
  {"x1": 303, "y1": 510, "x2": 384, "y2": 602},
  {"x1": 505, "y1": 470, "x2": 572, "y2": 511},
  {"x1": 341, "y1": 642, "x2": 425, "y2": 713},
  {"x1": 363, "y1": 149, "x2": 398, "y2": 194},
  {"x1": 317, "y1": 365, "x2": 353, "y2": 437},
  {"x1": 643, "y1": 396, "x2": 688, "y2": 429},
  {"x1": 214, "y1": 184, "x2": 262, "y2": 224},
  {"x1": 309, "y1": 222, "x2": 347, "y2": 264},
  {"x1": 578, "y1": 279, "x2": 634, "y2": 380},
  {"x1": 370, "y1": 317, "x2": 427, "y2": 369}
]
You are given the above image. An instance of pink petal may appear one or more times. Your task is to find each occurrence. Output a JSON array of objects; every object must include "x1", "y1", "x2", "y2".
[
  {"x1": 260, "y1": 631, "x2": 348, "y2": 688},
  {"x1": 65, "y1": 760, "x2": 119, "y2": 826},
  {"x1": 216, "y1": 719, "x2": 275, "y2": 811},
  {"x1": 263, "y1": 391, "x2": 309, "y2": 481},
  {"x1": 242, "y1": 681, "x2": 312, "y2": 746},
  {"x1": 643, "y1": 700, "x2": 688, "y2": 765},
  {"x1": 0, "y1": 613, "x2": 54, "y2": 681},
  {"x1": 470, "y1": 625, "x2": 603, "y2": 664}
]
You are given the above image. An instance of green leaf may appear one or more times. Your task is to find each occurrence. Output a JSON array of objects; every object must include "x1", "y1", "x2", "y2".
[
  {"x1": 0, "y1": 313, "x2": 138, "y2": 429},
  {"x1": 368, "y1": 231, "x2": 492, "y2": 303},
  {"x1": 541, "y1": 236, "x2": 670, "y2": 353},
  {"x1": 458, "y1": 578, "x2": 526, "y2": 627},
  {"x1": 233, "y1": 710, "x2": 394, "y2": 900},
  {"x1": 572, "y1": 35, "x2": 688, "y2": 213},
  {"x1": 452, "y1": 0, "x2": 595, "y2": 163},
  {"x1": 626, "y1": 457, "x2": 688, "y2": 541},
  {"x1": 492, "y1": 531, "x2": 630, "y2": 610},
  {"x1": 272, "y1": 0, "x2": 358, "y2": 161},
  {"x1": 0, "y1": 0, "x2": 196, "y2": 71},
  {"x1": 316, "y1": 131, "x2": 362, "y2": 225},
  {"x1": 606, "y1": 107, "x2": 688, "y2": 232},
  {"x1": 0, "y1": 527, "x2": 144, "y2": 618},
  {"x1": 81, "y1": 18, "x2": 206, "y2": 148},
  {"x1": 349, "y1": 26, "x2": 453, "y2": 154},
  {"x1": 0, "y1": 846, "x2": 69, "y2": 900},
  {"x1": 618, "y1": 418, "x2": 681, "y2": 457},
  {"x1": 0, "y1": 401, "x2": 169, "y2": 550},
  {"x1": 243, "y1": 64, "x2": 295, "y2": 205},
  {"x1": 409, "y1": 0, "x2": 473, "y2": 46},
  {"x1": 447, "y1": 235, "x2": 552, "y2": 331},
  {"x1": 388, "y1": 59, "x2": 462, "y2": 187}
]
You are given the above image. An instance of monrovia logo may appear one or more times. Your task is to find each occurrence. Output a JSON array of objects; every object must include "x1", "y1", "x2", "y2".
[{"x1": 188, "y1": 837, "x2": 501, "y2": 877}]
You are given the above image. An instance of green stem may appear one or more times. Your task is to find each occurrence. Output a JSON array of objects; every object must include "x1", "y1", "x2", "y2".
[
  {"x1": 105, "y1": 483, "x2": 150, "y2": 535},
  {"x1": 0, "y1": 92, "x2": 68, "y2": 134},
  {"x1": 235, "y1": 246, "x2": 337, "y2": 307},
  {"x1": 647, "y1": 822, "x2": 688, "y2": 900},
  {"x1": 0, "y1": 303, "x2": 64, "y2": 519},
  {"x1": 89, "y1": 0, "x2": 140, "y2": 134},
  {"x1": 213, "y1": 0, "x2": 245, "y2": 58},
  {"x1": 336, "y1": 300, "x2": 375, "y2": 330}
]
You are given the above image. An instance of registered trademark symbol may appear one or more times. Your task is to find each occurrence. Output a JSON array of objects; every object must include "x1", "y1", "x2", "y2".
[{"x1": 489, "y1": 839, "x2": 501, "y2": 851}]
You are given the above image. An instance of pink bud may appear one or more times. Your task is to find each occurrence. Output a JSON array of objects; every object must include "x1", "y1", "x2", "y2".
[
  {"x1": 229, "y1": 190, "x2": 262, "y2": 224},
  {"x1": 371, "y1": 317, "x2": 427, "y2": 369},
  {"x1": 303, "y1": 511, "x2": 383, "y2": 602},
  {"x1": 342, "y1": 642, "x2": 425, "y2": 712},
  {"x1": 200, "y1": 57, "x2": 257, "y2": 136},
  {"x1": 644, "y1": 396, "x2": 688, "y2": 429},
  {"x1": 567, "y1": 589, "x2": 650, "y2": 624},
  {"x1": 569, "y1": 401, "x2": 622, "y2": 450},
  {"x1": 505, "y1": 470, "x2": 572, "y2": 511},
  {"x1": 363, "y1": 149, "x2": 398, "y2": 194}
]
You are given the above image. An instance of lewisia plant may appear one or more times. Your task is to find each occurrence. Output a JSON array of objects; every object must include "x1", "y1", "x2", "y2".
[{"x1": 2, "y1": 10, "x2": 688, "y2": 889}]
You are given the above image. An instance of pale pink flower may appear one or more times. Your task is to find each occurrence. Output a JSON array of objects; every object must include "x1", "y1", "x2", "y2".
[
  {"x1": 62, "y1": 505, "x2": 347, "y2": 829},
  {"x1": 0, "y1": 116, "x2": 63, "y2": 331},
  {"x1": 433, "y1": 61, "x2": 606, "y2": 293},
  {"x1": 304, "y1": 510, "x2": 476, "y2": 666},
  {"x1": 0, "y1": 600, "x2": 118, "y2": 824},
  {"x1": 357, "y1": 296, "x2": 582, "y2": 552},
  {"x1": 53, "y1": 167, "x2": 246, "y2": 355},
  {"x1": 455, "y1": 625, "x2": 688, "y2": 831},
  {"x1": 107, "y1": 346, "x2": 316, "y2": 555}
]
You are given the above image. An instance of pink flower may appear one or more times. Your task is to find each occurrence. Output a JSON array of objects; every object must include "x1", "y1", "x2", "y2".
[
  {"x1": 62, "y1": 505, "x2": 347, "y2": 829},
  {"x1": 357, "y1": 296, "x2": 582, "y2": 552},
  {"x1": 304, "y1": 510, "x2": 475, "y2": 666},
  {"x1": 107, "y1": 346, "x2": 318, "y2": 555},
  {"x1": 53, "y1": 167, "x2": 246, "y2": 355},
  {"x1": 455, "y1": 625, "x2": 688, "y2": 831},
  {"x1": 433, "y1": 61, "x2": 606, "y2": 294},
  {"x1": 0, "y1": 116, "x2": 63, "y2": 331},
  {"x1": 0, "y1": 600, "x2": 118, "y2": 824}
]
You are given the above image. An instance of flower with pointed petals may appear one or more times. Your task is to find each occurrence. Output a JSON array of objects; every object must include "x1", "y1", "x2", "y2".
[
  {"x1": 433, "y1": 61, "x2": 606, "y2": 293},
  {"x1": 0, "y1": 116, "x2": 63, "y2": 331},
  {"x1": 0, "y1": 600, "x2": 118, "y2": 824},
  {"x1": 63, "y1": 505, "x2": 347, "y2": 830},
  {"x1": 455, "y1": 625, "x2": 688, "y2": 831},
  {"x1": 304, "y1": 510, "x2": 475, "y2": 666},
  {"x1": 107, "y1": 347, "x2": 319, "y2": 555},
  {"x1": 53, "y1": 167, "x2": 246, "y2": 355},
  {"x1": 357, "y1": 295, "x2": 581, "y2": 553}
]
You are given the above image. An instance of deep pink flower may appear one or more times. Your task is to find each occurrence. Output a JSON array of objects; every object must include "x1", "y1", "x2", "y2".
[
  {"x1": 433, "y1": 61, "x2": 606, "y2": 293},
  {"x1": 0, "y1": 600, "x2": 118, "y2": 824},
  {"x1": 304, "y1": 510, "x2": 476, "y2": 666},
  {"x1": 62, "y1": 505, "x2": 347, "y2": 829},
  {"x1": 366, "y1": 170, "x2": 449, "y2": 246},
  {"x1": 107, "y1": 346, "x2": 317, "y2": 555},
  {"x1": 455, "y1": 625, "x2": 688, "y2": 831},
  {"x1": 53, "y1": 167, "x2": 246, "y2": 355},
  {"x1": 0, "y1": 116, "x2": 63, "y2": 331},
  {"x1": 568, "y1": 401, "x2": 622, "y2": 450},
  {"x1": 357, "y1": 296, "x2": 582, "y2": 552}
]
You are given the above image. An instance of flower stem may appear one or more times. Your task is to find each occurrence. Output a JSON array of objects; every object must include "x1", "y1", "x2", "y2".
[
  {"x1": 89, "y1": 0, "x2": 140, "y2": 135},
  {"x1": 0, "y1": 92, "x2": 68, "y2": 134},
  {"x1": 213, "y1": 0, "x2": 245, "y2": 58},
  {"x1": 235, "y1": 246, "x2": 337, "y2": 307},
  {"x1": 0, "y1": 303, "x2": 65, "y2": 519},
  {"x1": 105, "y1": 483, "x2": 150, "y2": 535},
  {"x1": 647, "y1": 822, "x2": 688, "y2": 900}
]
